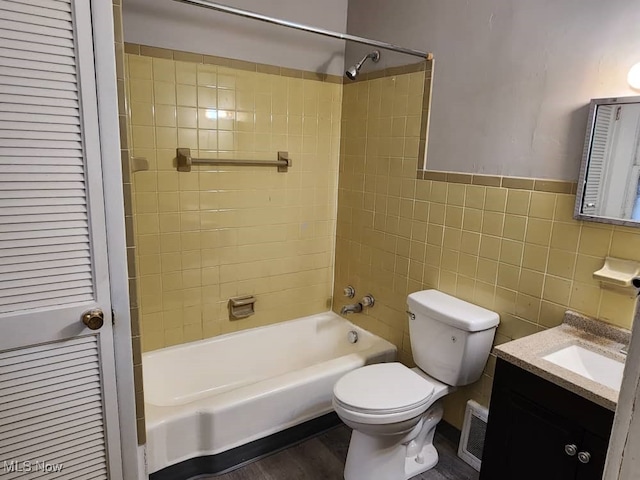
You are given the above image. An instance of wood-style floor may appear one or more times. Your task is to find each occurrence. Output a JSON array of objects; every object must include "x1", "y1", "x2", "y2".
[{"x1": 208, "y1": 424, "x2": 479, "y2": 480}]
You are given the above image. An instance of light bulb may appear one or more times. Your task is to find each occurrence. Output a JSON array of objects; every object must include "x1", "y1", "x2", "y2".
[{"x1": 629, "y1": 62, "x2": 640, "y2": 90}]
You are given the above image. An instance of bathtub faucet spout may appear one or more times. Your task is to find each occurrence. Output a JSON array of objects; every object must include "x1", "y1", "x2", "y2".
[{"x1": 340, "y1": 303, "x2": 363, "y2": 315}]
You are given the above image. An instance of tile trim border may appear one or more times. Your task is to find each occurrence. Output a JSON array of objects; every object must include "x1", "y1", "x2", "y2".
[
  {"x1": 125, "y1": 42, "x2": 345, "y2": 84},
  {"x1": 416, "y1": 61, "x2": 434, "y2": 172},
  {"x1": 114, "y1": 9, "x2": 146, "y2": 446},
  {"x1": 417, "y1": 170, "x2": 578, "y2": 194},
  {"x1": 348, "y1": 60, "x2": 432, "y2": 83}
]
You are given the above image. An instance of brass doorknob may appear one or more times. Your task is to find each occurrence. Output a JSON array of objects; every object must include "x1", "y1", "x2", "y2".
[{"x1": 82, "y1": 309, "x2": 104, "y2": 330}]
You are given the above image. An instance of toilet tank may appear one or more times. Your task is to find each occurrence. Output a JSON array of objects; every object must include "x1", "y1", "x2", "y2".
[{"x1": 407, "y1": 290, "x2": 499, "y2": 386}]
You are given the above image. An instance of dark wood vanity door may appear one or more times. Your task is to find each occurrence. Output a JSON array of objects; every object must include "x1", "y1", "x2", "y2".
[
  {"x1": 575, "y1": 432, "x2": 609, "y2": 480},
  {"x1": 481, "y1": 388, "x2": 580, "y2": 480},
  {"x1": 480, "y1": 359, "x2": 614, "y2": 480},
  {"x1": 503, "y1": 393, "x2": 580, "y2": 480}
]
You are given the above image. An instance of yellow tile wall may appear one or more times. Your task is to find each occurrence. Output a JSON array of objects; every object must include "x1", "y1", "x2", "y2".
[
  {"x1": 127, "y1": 54, "x2": 342, "y2": 351},
  {"x1": 333, "y1": 73, "x2": 640, "y2": 429}
]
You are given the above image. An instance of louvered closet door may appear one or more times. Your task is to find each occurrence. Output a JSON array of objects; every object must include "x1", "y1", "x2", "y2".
[{"x1": 0, "y1": 1, "x2": 122, "y2": 479}]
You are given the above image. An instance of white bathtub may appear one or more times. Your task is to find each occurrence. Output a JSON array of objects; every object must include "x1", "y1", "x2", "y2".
[{"x1": 143, "y1": 311, "x2": 397, "y2": 475}]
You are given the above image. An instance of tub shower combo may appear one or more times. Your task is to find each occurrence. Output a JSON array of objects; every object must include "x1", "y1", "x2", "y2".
[{"x1": 139, "y1": 1, "x2": 435, "y2": 477}]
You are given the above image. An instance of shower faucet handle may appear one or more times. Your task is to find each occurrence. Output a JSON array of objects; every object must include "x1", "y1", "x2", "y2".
[
  {"x1": 361, "y1": 295, "x2": 375, "y2": 308},
  {"x1": 343, "y1": 286, "x2": 356, "y2": 298}
]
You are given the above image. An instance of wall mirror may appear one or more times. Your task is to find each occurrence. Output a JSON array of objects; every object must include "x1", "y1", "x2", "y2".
[{"x1": 575, "y1": 96, "x2": 640, "y2": 226}]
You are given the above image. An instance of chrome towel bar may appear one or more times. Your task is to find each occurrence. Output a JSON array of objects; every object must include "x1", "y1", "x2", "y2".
[{"x1": 176, "y1": 148, "x2": 291, "y2": 173}]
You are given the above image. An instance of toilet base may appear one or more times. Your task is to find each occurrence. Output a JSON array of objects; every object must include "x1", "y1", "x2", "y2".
[
  {"x1": 404, "y1": 444, "x2": 438, "y2": 478},
  {"x1": 343, "y1": 402, "x2": 443, "y2": 480}
]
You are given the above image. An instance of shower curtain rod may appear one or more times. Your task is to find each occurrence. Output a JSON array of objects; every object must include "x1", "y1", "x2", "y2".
[{"x1": 173, "y1": 0, "x2": 433, "y2": 60}]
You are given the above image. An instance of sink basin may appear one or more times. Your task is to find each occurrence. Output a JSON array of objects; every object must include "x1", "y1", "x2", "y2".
[{"x1": 542, "y1": 344, "x2": 625, "y2": 391}]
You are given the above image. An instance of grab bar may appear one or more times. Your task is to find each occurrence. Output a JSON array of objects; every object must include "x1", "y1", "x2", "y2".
[{"x1": 176, "y1": 148, "x2": 291, "y2": 172}]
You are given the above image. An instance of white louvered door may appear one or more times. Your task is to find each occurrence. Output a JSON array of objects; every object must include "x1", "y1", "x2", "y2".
[{"x1": 0, "y1": 1, "x2": 122, "y2": 479}]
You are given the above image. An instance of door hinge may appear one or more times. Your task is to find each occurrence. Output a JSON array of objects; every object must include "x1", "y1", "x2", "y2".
[{"x1": 111, "y1": 309, "x2": 116, "y2": 326}]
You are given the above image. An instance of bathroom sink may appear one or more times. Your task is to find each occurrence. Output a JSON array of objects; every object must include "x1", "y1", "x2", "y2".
[{"x1": 542, "y1": 345, "x2": 625, "y2": 391}]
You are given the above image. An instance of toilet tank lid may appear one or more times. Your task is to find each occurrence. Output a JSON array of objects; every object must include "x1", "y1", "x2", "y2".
[{"x1": 407, "y1": 290, "x2": 500, "y2": 332}]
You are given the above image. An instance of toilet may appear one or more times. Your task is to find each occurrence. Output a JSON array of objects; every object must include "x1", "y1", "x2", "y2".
[{"x1": 332, "y1": 290, "x2": 499, "y2": 480}]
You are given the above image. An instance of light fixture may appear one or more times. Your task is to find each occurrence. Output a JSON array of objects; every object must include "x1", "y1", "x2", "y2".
[{"x1": 628, "y1": 62, "x2": 640, "y2": 91}]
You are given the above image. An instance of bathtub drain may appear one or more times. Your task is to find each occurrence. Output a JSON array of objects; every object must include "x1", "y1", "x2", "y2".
[{"x1": 348, "y1": 330, "x2": 358, "y2": 344}]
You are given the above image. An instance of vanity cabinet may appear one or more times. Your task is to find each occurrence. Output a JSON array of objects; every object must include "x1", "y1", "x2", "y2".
[{"x1": 480, "y1": 359, "x2": 614, "y2": 480}]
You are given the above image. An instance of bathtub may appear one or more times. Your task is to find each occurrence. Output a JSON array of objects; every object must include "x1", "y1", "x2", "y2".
[{"x1": 143, "y1": 311, "x2": 397, "y2": 476}]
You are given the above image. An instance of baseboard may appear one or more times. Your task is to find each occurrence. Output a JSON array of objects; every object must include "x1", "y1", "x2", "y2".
[{"x1": 149, "y1": 412, "x2": 342, "y2": 480}]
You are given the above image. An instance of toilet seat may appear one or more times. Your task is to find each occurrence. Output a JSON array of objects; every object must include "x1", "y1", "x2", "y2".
[{"x1": 333, "y1": 363, "x2": 436, "y2": 425}]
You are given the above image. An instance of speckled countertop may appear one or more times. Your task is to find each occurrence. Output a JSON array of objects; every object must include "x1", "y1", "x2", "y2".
[{"x1": 494, "y1": 311, "x2": 630, "y2": 411}]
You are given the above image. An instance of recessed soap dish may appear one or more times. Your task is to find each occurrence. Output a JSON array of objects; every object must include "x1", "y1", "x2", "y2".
[
  {"x1": 593, "y1": 257, "x2": 640, "y2": 287},
  {"x1": 228, "y1": 295, "x2": 256, "y2": 320}
]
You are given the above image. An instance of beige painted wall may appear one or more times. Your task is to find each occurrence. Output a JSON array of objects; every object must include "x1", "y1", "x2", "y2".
[
  {"x1": 333, "y1": 72, "x2": 640, "y2": 428},
  {"x1": 126, "y1": 51, "x2": 342, "y2": 351},
  {"x1": 123, "y1": 0, "x2": 348, "y2": 76},
  {"x1": 346, "y1": 0, "x2": 640, "y2": 180}
]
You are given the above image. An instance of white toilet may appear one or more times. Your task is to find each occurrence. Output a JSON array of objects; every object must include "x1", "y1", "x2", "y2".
[{"x1": 332, "y1": 290, "x2": 499, "y2": 480}]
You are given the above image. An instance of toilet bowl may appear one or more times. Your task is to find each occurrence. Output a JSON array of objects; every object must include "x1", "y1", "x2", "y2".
[
  {"x1": 333, "y1": 363, "x2": 452, "y2": 480},
  {"x1": 333, "y1": 290, "x2": 499, "y2": 480}
]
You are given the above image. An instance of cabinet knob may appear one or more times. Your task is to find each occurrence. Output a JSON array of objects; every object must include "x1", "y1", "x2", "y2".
[
  {"x1": 565, "y1": 444, "x2": 577, "y2": 456},
  {"x1": 578, "y1": 451, "x2": 591, "y2": 464}
]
